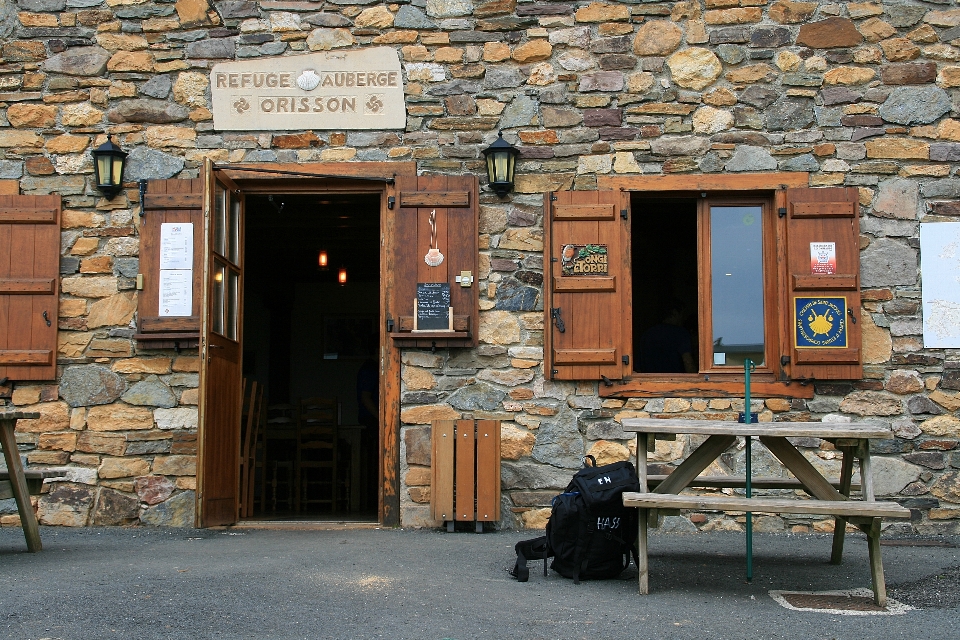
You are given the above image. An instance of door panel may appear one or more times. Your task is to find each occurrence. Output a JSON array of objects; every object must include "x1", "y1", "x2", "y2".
[{"x1": 198, "y1": 159, "x2": 245, "y2": 527}]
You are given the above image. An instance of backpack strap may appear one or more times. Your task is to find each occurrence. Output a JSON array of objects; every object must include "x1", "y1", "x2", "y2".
[{"x1": 510, "y1": 536, "x2": 551, "y2": 583}]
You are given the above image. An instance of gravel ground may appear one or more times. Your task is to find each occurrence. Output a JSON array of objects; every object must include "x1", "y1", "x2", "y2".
[{"x1": 1, "y1": 526, "x2": 958, "y2": 640}]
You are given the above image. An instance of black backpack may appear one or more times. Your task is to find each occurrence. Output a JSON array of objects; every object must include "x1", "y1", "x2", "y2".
[{"x1": 511, "y1": 456, "x2": 641, "y2": 584}]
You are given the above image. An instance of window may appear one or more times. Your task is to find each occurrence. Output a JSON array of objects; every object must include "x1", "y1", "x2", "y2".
[
  {"x1": 632, "y1": 195, "x2": 776, "y2": 375},
  {"x1": 545, "y1": 177, "x2": 863, "y2": 392},
  {"x1": 212, "y1": 182, "x2": 241, "y2": 341}
]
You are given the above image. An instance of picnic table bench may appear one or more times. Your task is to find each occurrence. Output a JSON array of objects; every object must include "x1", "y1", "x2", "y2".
[
  {"x1": 1, "y1": 410, "x2": 66, "y2": 552},
  {"x1": 621, "y1": 418, "x2": 911, "y2": 607}
]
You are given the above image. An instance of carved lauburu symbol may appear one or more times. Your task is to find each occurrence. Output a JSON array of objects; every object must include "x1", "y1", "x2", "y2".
[
  {"x1": 234, "y1": 98, "x2": 250, "y2": 114},
  {"x1": 366, "y1": 95, "x2": 383, "y2": 113},
  {"x1": 297, "y1": 69, "x2": 320, "y2": 91}
]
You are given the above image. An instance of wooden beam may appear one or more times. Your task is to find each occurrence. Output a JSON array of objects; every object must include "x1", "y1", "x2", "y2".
[
  {"x1": 598, "y1": 172, "x2": 809, "y2": 192},
  {"x1": 143, "y1": 193, "x2": 203, "y2": 209}
]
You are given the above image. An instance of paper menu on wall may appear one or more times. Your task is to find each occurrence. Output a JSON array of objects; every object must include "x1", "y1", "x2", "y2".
[
  {"x1": 810, "y1": 242, "x2": 836, "y2": 274},
  {"x1": 159, "y1": 269, "x2": 192, "y2": 317},
  {"x1": 160, "y1": 223, "x2": 193, "y2": 270}
]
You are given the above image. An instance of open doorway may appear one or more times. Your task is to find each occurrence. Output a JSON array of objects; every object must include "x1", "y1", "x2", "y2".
[{"x1": 241, "y1": 191, "x2": 381, "y2": 521}]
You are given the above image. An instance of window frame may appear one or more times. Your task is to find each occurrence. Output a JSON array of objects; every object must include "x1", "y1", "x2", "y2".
[
  {"x1": 595, "y1": 172, "x2": 813, "y2": 399},
  {"x1": 696, "y1": 195, "x2": 778, "y2": 376}
]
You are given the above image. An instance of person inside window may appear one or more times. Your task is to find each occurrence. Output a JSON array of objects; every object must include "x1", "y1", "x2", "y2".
[{"x1": 639, "y1": 305, "x2": 696, "y2": 374}]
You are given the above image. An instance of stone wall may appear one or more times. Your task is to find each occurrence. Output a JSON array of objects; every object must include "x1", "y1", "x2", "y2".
[{"x1": 1, "y1": 0, "x2": 959, "y2": 533}]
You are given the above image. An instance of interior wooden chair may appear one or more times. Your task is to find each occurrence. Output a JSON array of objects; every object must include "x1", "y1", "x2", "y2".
[
  {"x1": 297, "y1": 397, "x2": 339, "y2": 512},
  {"x1": 238, "y1": 379, "x2": 264, "y2": 518},
  {"x1": 264, "y1": 402, "x2": 298, "y2": 512}
]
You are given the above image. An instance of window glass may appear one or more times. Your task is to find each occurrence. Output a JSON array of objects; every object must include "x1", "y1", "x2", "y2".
[
  {"x1": 226, "y1": 269, "x2": 239, "y2": 340},
  {"x1": 710, "y1": 205, "x2": 764, "y2": 367},
  {"x1": 214, "y1": 183, "x2": 226, "y2": 257},
  {"x1": 212, "y1": 261, "x2": 225, "y2": 336},
  {"x1": 228, "y1": 192, "x2": 240, "y2": 265}
]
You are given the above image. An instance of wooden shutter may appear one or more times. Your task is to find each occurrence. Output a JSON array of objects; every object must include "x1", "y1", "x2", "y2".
[
  {"x1": 783, "y1": 187, "x2": 862, "y2": 380},
  {"x1": 545, "y1": 191, "x2": 631, "y2": 381},
  {"x1": 387, "y1": 174, "x2": 479, "y2": 348},
  {"x1": 0, "y1": 195, "x2": 60, "y2": 381},
  {"x1": 136, "y1": 178, "x2": 204, "y2": 347}
]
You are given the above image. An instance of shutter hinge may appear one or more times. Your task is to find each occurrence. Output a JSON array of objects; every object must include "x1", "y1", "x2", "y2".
[
  {"x1": 387, "y1": 196, "x2": 395, "y2": 209},
  {"x1": 620, "y1": 208, "x2": 628, "y2": 220},
  {"x1": 550, "y1": 194, "x2": 557, "y2": 201},
  {"x1": 622, "y1": 355, "x2": 629, "y2": 365},
  {"x1": 778, "y1": 207, "x2": 787, "y2": 218},
  {"x1": 601, "y1": 375, "x2": 614, "y2": 387},
  {"x1": 780, "y1": 356, "x2": 790, "y2": 367},
  {"x1": 386, "y1": 318, "x2": 394, "y2": 332}
]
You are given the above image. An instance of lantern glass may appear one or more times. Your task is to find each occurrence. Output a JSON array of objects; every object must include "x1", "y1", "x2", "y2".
[
  {"x1": 338, "y1": 267, "x2": 347, "y2": 285},
  {"x1": 318, "y1": 250, "x2": 329, "y2": 269},
  {"x1": 91, "y1": 135, "x2": 127, "y2": 198}
]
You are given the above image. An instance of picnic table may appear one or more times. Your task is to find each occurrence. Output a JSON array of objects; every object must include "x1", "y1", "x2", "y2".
[
  {"x1": 1, "y1": 410, "x2": 65, "y2": 552},
  {"x1": 620, "y1": 418, "x2": 911, "y2": 606}
]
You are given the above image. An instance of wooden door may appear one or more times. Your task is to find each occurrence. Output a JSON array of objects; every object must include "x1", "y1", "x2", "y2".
[{"x1": 197, "y1": 159, "x2": 245, "y2": 527}]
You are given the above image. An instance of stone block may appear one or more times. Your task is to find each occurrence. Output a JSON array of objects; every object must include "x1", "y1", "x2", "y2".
[
  {"x1": 87, "y1": 404, "x2": 155, "y2": 431},
  {"x1": 152, "y1": 455, "x2": 196, "y2": 476},
  {"x1": 99, "y1": 456, "x2": 151, "y2": 479}
]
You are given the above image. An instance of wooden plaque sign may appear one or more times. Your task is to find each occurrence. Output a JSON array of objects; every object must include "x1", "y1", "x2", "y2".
[
  {"x1": 561, "y1": 244, "x2": 608, "y2": 276},
  {"x1": 415, "y1": 282, "x2": 452, "y2": 331}
]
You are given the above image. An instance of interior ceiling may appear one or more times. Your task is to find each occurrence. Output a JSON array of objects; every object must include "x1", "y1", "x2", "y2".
[{"x1": 245, "y1": 192, "x2": 381, "y2": 286}]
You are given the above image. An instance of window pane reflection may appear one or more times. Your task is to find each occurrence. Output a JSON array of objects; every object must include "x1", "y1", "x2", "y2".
[
  {"x1": 710, "y1": 205, "x2": 764, "y2": 367},
  {"x1": 213, "y1": 261, "x2": 225, "y2": 336},
  {"x1": 229, "y1": 194, "x2": 240, "y2": 265},
  {"x1": 214, "y1": 183, "x2": 226, "y2": 257},
  {"x1": 226, "y1": 269, "x2": 239, "y2": 340}
]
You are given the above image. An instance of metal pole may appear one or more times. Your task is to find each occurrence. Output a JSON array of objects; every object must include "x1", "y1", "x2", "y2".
[{"x1": 744, "y1": 358, "x2": 753, "y2": 583}]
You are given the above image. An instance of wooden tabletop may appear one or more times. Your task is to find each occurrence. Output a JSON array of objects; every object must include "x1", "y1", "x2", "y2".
[
  {"x1": 620, "y1": 418, "x2": 893, "y2": 439},
  {"x1": 0, "y1": 411, "x2": 41, "y2": 421}
]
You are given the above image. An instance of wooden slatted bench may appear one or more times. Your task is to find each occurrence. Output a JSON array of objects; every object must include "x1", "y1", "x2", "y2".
[
  {"x1": 646, "y1": 475, "x2": 861, "y2": 491},
  {"x1": 623, "y1": 492, "x2": 911, "y2": 606},
  {"x1": 0, "y1": 469, "x2": 65, "y2": 500}
]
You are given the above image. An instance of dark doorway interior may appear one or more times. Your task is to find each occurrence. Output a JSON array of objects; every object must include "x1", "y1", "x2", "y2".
[
  {"x1": 631, "y1": 196, "x2": 700, "y2": 374},
  {"x1": 242, "y1": 192, "x2": 380, "y2": 521}
]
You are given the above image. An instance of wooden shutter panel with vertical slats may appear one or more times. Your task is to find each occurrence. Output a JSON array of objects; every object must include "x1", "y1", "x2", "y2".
[
  {"x1": 387, "y1": 175, "x2": 479, "y2": 348},
  {"x1": 784, "y1": 187, "x2": 862, "y2": 380},
  {"x1": 0, "y1": 195, "x2": 60, "y2": 381},
  {"x1": 136, "y1": 178, "x2": 204, "y2": 348},
  {"x1": 545, "y1": 191, "x2": 631, "y2": 381}
]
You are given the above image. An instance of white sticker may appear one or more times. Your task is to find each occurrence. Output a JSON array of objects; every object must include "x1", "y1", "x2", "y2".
[
  {"x1": 159, "y1": 269, "x2": 192, "y2": 316},
  {"x1": 160, "y1": 223, "x2": 193, "y2": 270},
  {"x1": 713, "y1": 352, "x2": 726, "y2": 365}
]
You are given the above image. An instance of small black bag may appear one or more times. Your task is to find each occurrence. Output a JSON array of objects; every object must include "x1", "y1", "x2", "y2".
[{"x1": 511, "y1": 456, "x2": 641, "y2": 584}]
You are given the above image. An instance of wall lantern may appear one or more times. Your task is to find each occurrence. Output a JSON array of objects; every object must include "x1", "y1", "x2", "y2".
[
  {"x1": 317, "y1": 249, "x2": 329, "y2": 270},
  {"x1": 91, "y1": 134, "x2": 128, "y2": 199},
  {"x1": 482, "y1": 131, "x2": 520, "y2": 198},
  {"x1": 338, "y1": 266, "x2": 348, "y2": 286}
]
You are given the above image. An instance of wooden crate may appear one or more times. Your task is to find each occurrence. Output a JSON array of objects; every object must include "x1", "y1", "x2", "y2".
[{"x1": 430, "y1": 419, "x2": 500, "y2": 531}]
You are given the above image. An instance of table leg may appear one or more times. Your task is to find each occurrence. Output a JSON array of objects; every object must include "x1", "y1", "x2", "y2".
[
  {"x1": 859, "y1": 443, "x2": 875, "y2": 502},
  {"x1": 759, "y1": 436, "x2": 844, "y2": 501},
  {"x1": 866, "y1": 517, "x2": 887, "y2": 607},
  {"x1": 830, "y1": 446, "x2": 855, "y2": 565},
  {"x1": 636, "y1": 434, "x2": 649, "y2": 594},
  {"x1": 0, "y1": 419, "x2": 42, "y2": 552}
]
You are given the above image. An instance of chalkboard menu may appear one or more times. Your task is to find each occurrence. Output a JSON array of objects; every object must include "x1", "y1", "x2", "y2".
[{"x1": 416, "y1": 282, "x2": 452, "y2": 331}]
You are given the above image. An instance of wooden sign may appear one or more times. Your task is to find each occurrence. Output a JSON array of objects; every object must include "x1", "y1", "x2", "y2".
[
  {"x1": 415, "y1": 282, "x2": 452, "y2": 331},
  {"x1": 561, "y1": 244, "x2": 608, "y2": 276}
]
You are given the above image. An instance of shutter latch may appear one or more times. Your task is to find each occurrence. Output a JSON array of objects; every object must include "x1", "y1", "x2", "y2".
[
  {"x1": 847, "y1": 308, "x2": 857, "y2": 324},
  {"x1": 551, "y1": 307, "x2": 565, "y2": 333},
  {"x1": 778, "y1": 207, "x2": 787, "y2": 218},
  {"x1": 138, "y1": 179, "x2": 148, "y2": 218}
]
